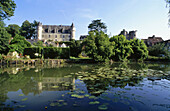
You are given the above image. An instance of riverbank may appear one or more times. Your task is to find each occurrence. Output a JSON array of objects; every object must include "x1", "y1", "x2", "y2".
[{"x1": 0, "y1": 57, "x2": 169, "y2": 66}]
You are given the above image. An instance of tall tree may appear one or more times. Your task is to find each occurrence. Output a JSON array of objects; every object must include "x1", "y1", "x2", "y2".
[
  {"x1": 110, "y1": 35, "x2": 133, "y2": 61},
  {"x1": 31, "y1": 20, "x2": 39, "y2": 39},
  {"x1": 6, "y1": 24, "x2": 20, "y2": 37},
  {"x1": 88, "y1": 19, "x2": 107, "y2": 33},
  {"x1": 20, "y1": 20, "x2": 32, "y2": 39},
  {"x1": 0, "y1": 21, "x2": 11, "y2": 54},
  {"x1": 0, "y1": 0, "x2": 16, "y2": 20},
  {"x1": 83, "y1": 31, "x2": 113, "y2": 62}
]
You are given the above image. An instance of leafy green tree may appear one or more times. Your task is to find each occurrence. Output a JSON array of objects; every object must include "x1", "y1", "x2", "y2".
[
  {"x1": 20, "y1": 20, "x2": 39, "y2": 39},
  {"x1": 110, "y1": 35, "x2": 132, "y2": 61},
  {"x1": 20, "y1": 20, "x2": 32, "y2": 39},
  {"x1": 83, "y1": 31, "x2": 113, "y2": 62},
  {"x1": 130, "y1": 39, "x2": 148, "y2": 61},
  {"x1": 0, "y1": 0, "x2": 16, "y2": 20},
  {"x1": 9, "y1": 34, "x2": 31, "y2": 54},
  {"x1": 0, "y1": 21, "x2": 11, "y2": 54},
  {"x1": 166, "y1": 0, "x2": 170, "y2": 24},
  {"x1": 6, "y1": 24, "x2": 20, "y2": 37},
  {"x1": 33, "y1": 41, "x2": 44, "y2": 47},
  {"x1": 31, "y1": 20, "x2": 39, "y2": 39},
  {"x1": 148, "y1": 43, "x2": 169, "y2": 57},
  {"x1": 70, "y1": 39, "x2": 82, "y2": 57},
  {"x1": 88, "y1": 19, "x2": 107, "y2": 33}
]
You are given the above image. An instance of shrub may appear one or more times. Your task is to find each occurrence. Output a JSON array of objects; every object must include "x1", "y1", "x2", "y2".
[
  {"x1": 43, "y1": 47, "x2": 70, "y2": 59},
  {"x1": 24, "y1": 47, "x2": 41, "y2": 59},
  {"x1": 24, "y1": 47, "x2": 70, "y2": 59}
]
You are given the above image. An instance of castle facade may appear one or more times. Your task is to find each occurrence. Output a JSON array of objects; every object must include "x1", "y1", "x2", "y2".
[{"x1": 37, "y1": 22, "x2": 75, "y2": 42}]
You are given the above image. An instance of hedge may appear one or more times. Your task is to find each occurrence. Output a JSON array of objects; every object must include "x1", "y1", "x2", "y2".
[
  {"x1": 24, "y1": 47, "x2": 70, "y2": 59},
  {"x1": 24, "y1": 47, "x2": 41, "y2": 59},
  {"x1": 43, "y1": 47, "x2": 70, "y2": 59}
]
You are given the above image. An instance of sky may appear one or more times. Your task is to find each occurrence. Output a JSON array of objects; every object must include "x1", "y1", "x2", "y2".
[{"x1": 4, "y1": 0, "x2": 170, "y2": 40}]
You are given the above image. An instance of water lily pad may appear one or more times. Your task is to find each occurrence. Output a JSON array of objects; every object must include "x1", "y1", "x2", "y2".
[
  {"x1": 89, "y1": 101, "x2": 100, "y2": 105},
  {"x1": 21, "y1": 98, "x2": 28, "y2": 101},
  {"x1": 51, "y1": 86, "x2": 59, "y2": 88},
  {"x1": 19, "y1": 94, "x2": 24, "y2": 96},
  {"x1": 98, "y1": 104, "x2": 108, "y2": 110}
]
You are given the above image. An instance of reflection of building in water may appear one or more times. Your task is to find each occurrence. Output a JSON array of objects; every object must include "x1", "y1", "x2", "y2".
[{"x1": 38, "y1": 77, "x2": 75, "y2": 92}]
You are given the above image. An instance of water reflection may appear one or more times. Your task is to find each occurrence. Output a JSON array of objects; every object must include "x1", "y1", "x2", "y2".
[{"x1": 0, "y1": 62, "x2": 169, "y2": 111}]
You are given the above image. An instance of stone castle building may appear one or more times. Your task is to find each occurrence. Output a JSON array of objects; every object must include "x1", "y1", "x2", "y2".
[
  {"x1": 37, "y1": 22, "x2": 76, "y2": 42},
  {"x1": 119, "y1": 29, "x2": 137, "y2": 40}
]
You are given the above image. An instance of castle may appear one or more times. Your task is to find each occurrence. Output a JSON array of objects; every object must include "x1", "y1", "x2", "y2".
[
  {"x1": 119, "y1": 29, "x2": 137, "y2": 40},
  {"x1": 37, "y1": 22, "x2": 76, "y2": 42}
]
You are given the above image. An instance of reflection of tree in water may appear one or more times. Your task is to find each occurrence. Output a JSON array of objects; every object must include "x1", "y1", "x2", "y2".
[{"x1": 0, "y1": 64, "x2": 84, "y2": 108}]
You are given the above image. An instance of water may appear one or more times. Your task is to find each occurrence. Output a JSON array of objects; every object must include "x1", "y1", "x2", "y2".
[{"x1": 0, "y1": 62, "x2": 170, "y2": 111}]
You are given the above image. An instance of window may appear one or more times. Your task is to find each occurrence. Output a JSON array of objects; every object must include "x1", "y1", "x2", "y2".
[
  {"x1": 63, "y1": 35, "x2": 65, "y2": 38},
  {"x1": 45, "y1": 29, "x2": 48, "y2": 33},
  {"x1": 51, "y1": 30, "x2": 55, "y2": 33},
  {"x1": 55, "y1": 35, "x2": 57, "y2": 38},
  {"x1": 49, "y1": 35, "x2": 51, "y2": 38}
]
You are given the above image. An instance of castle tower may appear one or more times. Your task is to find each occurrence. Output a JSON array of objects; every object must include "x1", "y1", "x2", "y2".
[
  {"x1": 37, "y1": 22, "x2": 43, "y2": 40},
  {"x1": 71, "y1": 23, "x2": 76, "y2": 40}
]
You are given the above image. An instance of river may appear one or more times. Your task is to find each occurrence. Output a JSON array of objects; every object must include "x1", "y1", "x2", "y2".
[{"x1": 0, "y1": 62, "x2": 169, "y2": 111}]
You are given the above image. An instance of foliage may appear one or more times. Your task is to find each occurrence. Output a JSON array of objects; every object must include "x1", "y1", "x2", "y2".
[
  {"x1": 6, "y1": 24, "x2": 20, "y2": 37},
  {"x1": 129, "y1": 38, "x2": 148, "y2": 61},
  {"x1": 0, "y1": 0, "x2": 16, "y2": 20},
  {"x1": 31, "y1": 20, "x2": 39, "y2": 39},
  {"x1": 20, "y1": 20, "x2": 32, "y2": 39},
  {"x1": 109, "y1": 35, "x2": 132, "y2": 61},
  {"x1": 83, "y1": 31, "x2": 113, "y2": 62},
  {"x1": 24, "y1": 47, "x2": 42, "y2": 59},
  {"x1": 146, "y1": 56, "x2": 170, "y2": 62},
  {"x1": 33, "y1": 41, "x2": 44, "y2": 47},
  {"x1": 70, "y1": 39, "x2": 82, "y2": 57},
  {"x1": 88, "y1": 19, "x2": 107, "y2": 33},
  {"x1": 0, "y1": 21, "x2": 11, "y2": 54},
  {"x1": 24, "y1": 47, "x2": 70, "y2": 59},
  {"x1": 43, "y1": 47, "x2": 70, "y2": 59},
  {"x1": 9, "y1": 34, "x2": 31, "y2": 54},
  {"x1": 0, "y1": 54, "x2": 2, "y2": 60},
  {"x1": 148, "y1": 43, "x2": 170, "y2": 57},
  {"x1": 166, "y1": 0, "x2": 170, "y2": 24}
]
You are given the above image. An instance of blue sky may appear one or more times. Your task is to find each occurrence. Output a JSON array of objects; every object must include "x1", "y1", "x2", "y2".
[{"x1": 4, "y1": 0, "x2": 170, "y2": 40}]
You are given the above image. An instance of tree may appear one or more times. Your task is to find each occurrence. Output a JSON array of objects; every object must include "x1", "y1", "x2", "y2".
[
  {"x1": 20, "y1": 20, "x2": 32, "y2": 39},
  {"x1": 130, "y1": 39, "x2": 148, "y2": 61},
  {"x1": 0, "y1": 0, "x2": 16, "y2": 20},
  {"x1": 33, "y1": 41, "x2": 44, "y2": 47},
  {"x1": 88, "y1": 19, "x2": 107, "y2": 33},
  {"x1": 83, "y1": 31, "x2": 113, "y2": 62},
  {"x1": 148, "y1": 43, "x2": 169, "y2": 57},
  {"x1": 70, "y1": 39, "x2": 82, "y2": 57},
  {"x1": 0, "y1": 21, "x2": 11, "y2": 54},
  {"x1": 6, "y1": 24, "x2": 20, "y2": 37},
  {"x1": 110, "y1": 35, "x2": 132, "y2": 61},
  {"x1": 31, "y1": 20, "x2": 39, "y2": 39},
  {"x1": 9, "y1": 34, "x2": 31, "y2": 54},
  {"x1": 166, "y1": 0, "x2": 170, "y2": 24}
]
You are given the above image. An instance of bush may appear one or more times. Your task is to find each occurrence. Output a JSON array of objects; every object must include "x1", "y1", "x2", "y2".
[
  {"x1": 24, "y1": 47, "x2": 41, "y2": 59},
  {"x1": 43, "y1": 47, "x2": 70, "y2": 59},
  {"x1": 24, "y1": 47, "x2": 70, "y2": 59}
]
